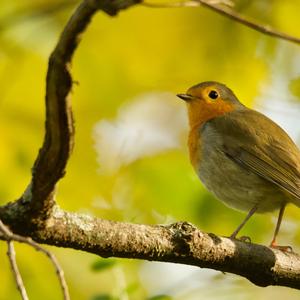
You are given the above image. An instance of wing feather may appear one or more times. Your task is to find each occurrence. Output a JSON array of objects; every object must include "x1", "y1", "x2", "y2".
[
  {"x1": 225, "y1": 146, "x2": 300, "y2": 200},
  {"x1": 210, "y1": 109, "x2": 300, "y2": 200}
]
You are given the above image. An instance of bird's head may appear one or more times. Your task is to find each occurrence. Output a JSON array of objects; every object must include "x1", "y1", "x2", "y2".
[{"x1": 177, "y1": 81, "x2": 243, "y2": 128}]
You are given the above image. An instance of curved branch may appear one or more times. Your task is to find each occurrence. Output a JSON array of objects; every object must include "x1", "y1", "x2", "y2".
[
  {"x1": 28, "y1": 0, "x2": 141, "y2": 221},
  {"x1": 0, "y1": 0, "x2": 139, "y2": 230},
  {"x1": 143, "y1": 0, "x2": 300, "y2": 45},
  {"x1": 30, "y1": 1, "x2": 96, "y2": 218}
]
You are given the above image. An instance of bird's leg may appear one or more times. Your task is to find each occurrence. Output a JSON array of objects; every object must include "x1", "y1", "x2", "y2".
[
  {"x1": 270, "y1": 204, "x2": 285, "y2": 247},
  {"x1": 230, "y1": 205, "x2": 258, "y2": 240},
  {"x1": 270, "y1": 204, "x2": 292, "y2": 252}
]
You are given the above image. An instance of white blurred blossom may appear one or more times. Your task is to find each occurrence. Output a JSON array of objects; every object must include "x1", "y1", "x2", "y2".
[
  {"x1": 93, "y1": 92, "x2": 187, "y2": 174},
  {"x1": 139, "y1": 261, "x2": 240, "y2": 299},
  {"x1": 256, "y1": 42, "x2": 300, "y2": 143}
]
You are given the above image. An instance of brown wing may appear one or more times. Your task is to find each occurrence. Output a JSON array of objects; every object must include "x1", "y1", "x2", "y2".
[
  {"x1": 225, "y1": 145, "x2": 300, "y2": 200},
  {"x1": 210, "y1": 109, "x2": 300, "y2": 200}
]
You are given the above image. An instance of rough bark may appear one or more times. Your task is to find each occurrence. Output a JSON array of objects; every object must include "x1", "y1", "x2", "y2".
[{"x1": 2, "y1": 205, "x2": 300, "y2": 289}]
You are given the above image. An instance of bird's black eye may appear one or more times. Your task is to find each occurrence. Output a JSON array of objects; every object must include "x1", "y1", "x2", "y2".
[{"x1": 208, "y1": 90, "x2": 218, "y2": 100}]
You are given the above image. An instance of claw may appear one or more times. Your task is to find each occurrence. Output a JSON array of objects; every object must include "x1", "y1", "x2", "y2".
[
  {"x1": 270, "y1": 243, "x2": 293, "y2": 252},
  {"x1": 230, "y1": 235, "x2": 251, "y2": 243},
  {"x1": 239, "y1": 236, "x2": 251, "y2": 243}
]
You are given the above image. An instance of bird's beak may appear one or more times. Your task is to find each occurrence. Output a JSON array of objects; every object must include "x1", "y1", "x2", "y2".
[{"x1": 177, "y1": 93, "x2": 194, "y2": 101}]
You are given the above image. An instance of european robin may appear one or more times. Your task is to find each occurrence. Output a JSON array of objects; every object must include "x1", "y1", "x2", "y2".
[{"x1": 177, "y1": 81, "x2": 300, "y2": 249}]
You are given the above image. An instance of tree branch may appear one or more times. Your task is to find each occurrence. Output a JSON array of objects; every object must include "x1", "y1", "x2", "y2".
[
  {"x1": 2, "y1": 208, "x2": 300, "y2": 289},
  {"x1": 143, "y1": 0, "x2": 300, "y2": 45}
]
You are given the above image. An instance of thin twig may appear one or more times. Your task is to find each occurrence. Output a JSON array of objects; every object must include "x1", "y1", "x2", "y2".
[
  {"x1": 143, "y1": 0, "x2": 233, "y2": 8},
  {"x1": 143, "y1": 0, "x2": 300, "y2": 45},
  {"x1": 0, "y1": 220, "x2": 70, "y2": 300},
  {"x1": 30, "y1": 243, "x2": 70, "y2": 300},
  {"x1": 7, "y1": 241, "x2": 29, "y2": 300},
  {"x1": 142, "y1": 0, "x2": 199, "y2": 8}
]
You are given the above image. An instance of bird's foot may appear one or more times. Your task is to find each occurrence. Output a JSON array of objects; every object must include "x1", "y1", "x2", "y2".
[
  {"x1": 230, "y1": 234, "x2": 251, "y2": 243},
  {"x1": 239, "y1": 236, "x2": 252, "y2": 243},
  {"x1": 270, "y1": 242, "x2": 293, "y2": 252}
]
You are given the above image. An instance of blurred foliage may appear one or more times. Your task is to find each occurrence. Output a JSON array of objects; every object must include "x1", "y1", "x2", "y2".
[
  {"x1": 148, "y1": 295, "x2": 172, "y2": 300},
  {"x1": 1, "y1": 0, "x2": 300, "y2": 299},
  {"x1": 91, "y1": 259, "x2": 117, "y2": 271},
  {"x1": 289, "y1": 77, "x2": 300, "y2": 98}
]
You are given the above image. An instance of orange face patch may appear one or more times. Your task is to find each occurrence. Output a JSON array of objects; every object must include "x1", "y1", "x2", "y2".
[
  {"x1": 185, "y1": 85, "x2": 236, "y2": 170},
  {"x1": 185, "y1": 84, "x2": 236, "y2": 128},
  {"x1": 186, "y1": 96, "x2": 235, "y2": 129}
]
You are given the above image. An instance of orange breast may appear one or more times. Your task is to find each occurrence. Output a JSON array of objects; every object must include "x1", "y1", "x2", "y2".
[
  {"x1": 186, "y1": 99, "x2": 235, "y2": 172},
  {"x1": 188, "y1": 125, "x2": 202, "y2": 172}
]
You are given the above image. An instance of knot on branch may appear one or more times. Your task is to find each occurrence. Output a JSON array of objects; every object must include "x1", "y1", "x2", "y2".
[
  {"x1": 94, "y1": 0, "x2": 142, "y2": 16},
  {"x1": 169, "y1": 221, "x2": 198, "y2": 255}
]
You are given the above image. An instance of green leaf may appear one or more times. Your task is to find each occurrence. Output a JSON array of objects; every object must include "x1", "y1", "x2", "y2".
[
  {"x1": 90, "y1": 294, "x2": 115, "y2": 300},
  {"x1": 289, "y1": 77, "x2": 300, "y2": 99},
  {"x1": 91, "y1": 259, "x2": 117, "y2": 272},
  {"x1": 124, "y1": 282, "x2": 139, "y2": 294},
  {"x1": 148, "y1": 295, "x2": 173, "y2": 300}
]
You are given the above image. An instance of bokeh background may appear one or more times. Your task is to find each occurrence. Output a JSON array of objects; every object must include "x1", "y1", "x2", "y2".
[{"x1": 1, "y1": 0, "x2": 300, "y2": 299}]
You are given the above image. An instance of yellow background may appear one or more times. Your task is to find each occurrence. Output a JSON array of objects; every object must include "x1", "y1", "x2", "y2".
[{"x1": 1, "y1": 1, "x2": 300, "y2": 299}]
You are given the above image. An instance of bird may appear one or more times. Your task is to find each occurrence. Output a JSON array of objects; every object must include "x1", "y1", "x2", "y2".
[{"x1": 177, "y1": 81, "x2": 300, "y2": 249}]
